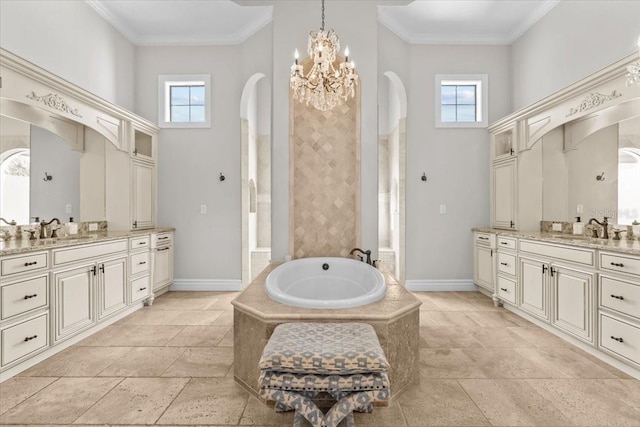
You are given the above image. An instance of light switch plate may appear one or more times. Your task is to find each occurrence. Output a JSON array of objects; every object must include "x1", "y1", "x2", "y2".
[
  {"x1": 65, "y1": 204, "x2": 72, "y2": 214},
  {"x1": 200, "y1": 204, "x2": 207, "y2": 214},
  {"x1": 439, "y1": 204, "x2": 447, "y2": 214}
]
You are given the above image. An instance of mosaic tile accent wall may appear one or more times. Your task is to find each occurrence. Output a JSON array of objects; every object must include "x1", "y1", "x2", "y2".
[{"x1": 290, "y1": 93, "x2": 360, "y2": 258}]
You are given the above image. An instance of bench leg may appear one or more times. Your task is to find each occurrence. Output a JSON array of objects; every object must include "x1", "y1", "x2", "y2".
[
  {"x1": 260, "y1": 389, "x2": 324, "y2": 427},
  {"x1": 322, "y1": 390, "x2": 390, "y2": 427}
]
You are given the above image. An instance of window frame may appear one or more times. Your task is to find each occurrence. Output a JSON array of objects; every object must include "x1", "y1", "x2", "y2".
[
  {"x1": 435, "y1": 74, "x2": 488, "y2": 128},
  {"x1": 158, "y1": 74, "x2": 211, "y2": 129}
]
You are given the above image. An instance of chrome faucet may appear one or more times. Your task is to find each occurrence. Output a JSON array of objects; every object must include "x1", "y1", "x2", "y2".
[
  {"x1": 350, "y1": 248, "x2": 372, "y2": 265},
  {"x1": 0, "y1": 218, "x2": 17, "y2": 226},
  {"x1": 40, "y1": 218, "x2": 61, "y2": 239},
  {"x1": 588, "y1": 216, "x2": 609, "y2": 239}
]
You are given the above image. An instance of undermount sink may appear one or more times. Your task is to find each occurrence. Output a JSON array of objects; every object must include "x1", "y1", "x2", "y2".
[
  {"x1": 549, "y1": 234, "x2": 592, "y2": 240},
  {"x1": 44, "y1": 235, "x2": 98, "y2": 242}
]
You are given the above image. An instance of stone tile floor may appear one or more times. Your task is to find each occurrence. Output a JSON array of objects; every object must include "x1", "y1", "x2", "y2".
[{"x1": 1, "y1": 290, "x2": 639, "y2": 426}]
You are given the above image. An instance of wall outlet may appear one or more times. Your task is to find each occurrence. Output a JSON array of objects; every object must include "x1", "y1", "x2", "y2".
[
  {"x1": 88, "y1": 223, "x2": 98, "y2": 231},
  {"x1": 552, "y1": 223, "x2": 562, "y2": 231},
  {"x1": 577, "y1": 204, "x2": 584, "y2": 214},
  {"x1": 200, "y1": 204, "x2": 207, "y2": 214},
  {"x1": 439, "y1": 204, "x2": 447, "y2": 214},
  {"x1": 65, "y1": 204, "x2": 72, "y2": 214}
]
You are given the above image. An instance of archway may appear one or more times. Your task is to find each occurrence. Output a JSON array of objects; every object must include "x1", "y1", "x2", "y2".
[
  {"x1": 240, "y1": 73, "x2": 272, "y2": 287},
  {"x1": 378, "y1": 71, "x2": 407, "y2": 281}
]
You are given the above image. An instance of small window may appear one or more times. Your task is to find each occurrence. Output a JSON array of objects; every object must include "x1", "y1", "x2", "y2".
[
  {"x1": 158, "y1": 74, "x2": 211, "y2": 128},
  {"x1": 435, "y1": 74, "x2": 488, "y2": 128}
]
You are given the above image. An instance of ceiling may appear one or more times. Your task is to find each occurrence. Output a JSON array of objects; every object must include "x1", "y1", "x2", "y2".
[{"x1": 86, "y1": 0, "x2": 559, "y2": 46}]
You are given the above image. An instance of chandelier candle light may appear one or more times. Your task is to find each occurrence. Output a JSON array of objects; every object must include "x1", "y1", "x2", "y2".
[
  {"x1": 626, "y1": 34, "x2": 640, "y2": 87},
  {"x1": 290, "y1": 0, "x2": 358, "y2": 111}
]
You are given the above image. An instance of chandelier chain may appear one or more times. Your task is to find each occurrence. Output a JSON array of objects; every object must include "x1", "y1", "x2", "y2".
[{"x1": 321, "y1": 0, "x2": 325, "y2": 31}]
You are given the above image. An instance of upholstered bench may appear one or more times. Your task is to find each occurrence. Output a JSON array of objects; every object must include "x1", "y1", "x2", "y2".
[{"x1": 258, "y1": 322, "x2": 390, "y2": 427}]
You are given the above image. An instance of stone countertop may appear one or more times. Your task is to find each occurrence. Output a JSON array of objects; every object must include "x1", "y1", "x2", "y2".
[
  {"x1": 232, "y1": 262, "x2": 421, "y2": 321},
  {"x1": 0, "y1": 227, "x2": 175, "y2": 257},
  {"x1": 473, "y1": 228, "x2": 640, "y2": 256}
]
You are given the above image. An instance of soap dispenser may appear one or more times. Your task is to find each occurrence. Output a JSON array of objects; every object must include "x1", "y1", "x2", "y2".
[
  {"x1": 66, "y1": 217, "x2": 78, "y2": 235},
  {"x1": 573, "y1": 216, "x2": 584, "y2": 235}
]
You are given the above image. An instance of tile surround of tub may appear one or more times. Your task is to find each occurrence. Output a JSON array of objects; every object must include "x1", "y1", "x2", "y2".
[{"x1": 290, "y1": 90, "x2": 360, "y2": 258}]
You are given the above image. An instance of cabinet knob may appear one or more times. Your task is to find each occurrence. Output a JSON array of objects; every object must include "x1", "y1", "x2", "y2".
[
  {"x1": 500, "y1": 262, "x2": 508, "y2": 266},
  {"x1": 23, "y1": 294, "x2": 37, "y2": 300},
  {"x1": 500, "y1": 287, "x2": 508, "y2": 292},
  {"x1": 23, "y1": 335, "x2": 38, "y2": 342},
  {"x1": 610, "y1": 262, "x2": 624, "y2": 268},
  {"x1": 139, "y1": 287, "x2": 147, "y2": 291},
  {"x1": 500, "y1": 242, "x2": 508, "y2": 245},
  {"x1": 139, "y1": 261, "x2": 147, "y2": 265},
  {"x1": 610, "y1": 336, "x2": 624, "y2": 343},
  {"x1": 23, "y1": 261, "x2": 37, "y2": 267},
  {"x1": 610, "y1": 294, "x2": 625, "y2": 300}
]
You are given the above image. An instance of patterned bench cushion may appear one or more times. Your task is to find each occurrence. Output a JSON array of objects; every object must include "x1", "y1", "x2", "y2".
[
  {"x1": 259, "y1": 323, "x2": 389, "y2": 374},
  {"x1": 259, "y1": 370, "x2": 390, "y2": 393}
]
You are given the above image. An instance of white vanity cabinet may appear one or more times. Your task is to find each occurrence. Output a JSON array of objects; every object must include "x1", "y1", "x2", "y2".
[
  {"x1": 131, "y1": 159, "x2": 155, "y2": 230},
  {"x1": 473, "y1": 232, "x2": 495, "y2": 293},
  {"x1": 152, "y1": 231, "x2": 174, "y2": 293},
  {"x1": 0, "y1": 252, "x2": 51, "y2": 370},
  {"x1": 518, "y1": 256, "x2": 549, "y2": 321},
  {"x1": 491, "y1": 159, "x2": 517, "y2": 230},
  {"x1": 598, "y1": 252, "x2": 640, "y2": 369},
  {"x1": 551, "y1": 264, "x2": 594, "y2": 344},
  {"x1": 496, "y1": 236, "x2": 518, "y2": 305},
  {"x1": 51, "y1": 239, "x2": 128, "y2": 343},
  {"x1": 129, "y1": 236, "x2": 151, "y2": 304}
]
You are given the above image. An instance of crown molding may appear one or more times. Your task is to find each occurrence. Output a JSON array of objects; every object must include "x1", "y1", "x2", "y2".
[
  {"x1": 85, "y1": 0, "x2": 272, "y2": 46},
  {"x1": 507, "y1": 0, "x2": 560, "y2": 44}
]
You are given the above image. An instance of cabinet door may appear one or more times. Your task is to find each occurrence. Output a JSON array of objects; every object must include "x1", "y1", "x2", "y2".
[
  {"x1": 53, "y1": 265, "x2": 95, "y2": 343},
  {"x1": 518, "y1": 257, "x2": 549, "y2": 321},
  {"x1": 132, "y1": 160, "x2": 154, "y2": 229},
  {"x1": 98, "y1": 257, "x2": 127, "y2": 320},
  {"x1": 493, "y1": 160, "x2": 516, "y2": 229},
  {"x1": 132, "y1": 128, "x2": 155, "y2": 161},
  {"x1": 474, "y1": 245, "x2": 493, "y2": 292},
  {"x1": 153, "y1": 246, "x2": 173, "y2": 291},
  {"x1": 552, "y1": 265, "x2": 593, "y2": 343}
]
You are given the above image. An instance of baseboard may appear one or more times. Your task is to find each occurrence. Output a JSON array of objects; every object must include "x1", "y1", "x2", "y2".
[
  {"x1": 405, "y1": 279, "x2": 477, "y2": 292},
  {"x1": 170, "y1": 279, "x2": 242, "y2": 292}
]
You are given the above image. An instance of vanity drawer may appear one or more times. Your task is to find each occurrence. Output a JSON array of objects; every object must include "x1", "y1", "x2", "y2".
[
  {"x1": 474, "y1": 232, "x2": 495, "y2": 247},
  {"x1": 599, "y1": 314, "x2": 640, "y2": 366},
  {"x1": 600, "y1": 275, "x2": 640, "y2": 320},
  {"x1": 130, "y1": 252, "x2": 150, "y2": 276},
  {"x1": 130, "y1": 236, "x2": 150, "y2": 251},
  {"x1": 1, "y1": 252, "x2": 48, "y2": 278},
  {"x1": 497, "y1": 253, "x2": 516, "y2": 276},
  {"x1": 519, "y1": 240, "x2": 594, "y2": 266},
  {"x1": 600, "y1": 253, "x2": 640, "y2": 277},
  {"x1": 53, "y1": 240, "x2": 128, "y2": 266},
  {"x1": 497, "y1": 275, "x2": 516, "y2": 304},
  {"x1": 497, "y1": 237, "x2": 517, "y2": 250},
  {"x1": 154, "y1": 233, "x2": 172, "y2": 246},
  {"x1": 1, "y1": 313, "x2": 48, "y2": 367},
  {"x1": 130, "y1": 275, "x2": 150, "y2": 303},
  {"x1": 1, "y1": 275, "x2": 48, "y2": 320}
]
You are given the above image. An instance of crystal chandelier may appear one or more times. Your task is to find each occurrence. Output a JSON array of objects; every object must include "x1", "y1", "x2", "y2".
[
  {"x1": 290, "y1": 0, "x2": 358, "y2": 111},
  {"x1": 626, "y1": 35, "x2": 640, "y2": 87}
]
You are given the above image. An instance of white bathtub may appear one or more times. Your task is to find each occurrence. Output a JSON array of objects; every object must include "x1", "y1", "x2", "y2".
[{"x1": 265, "y1": 257, "x2": 386, "y2": 309}]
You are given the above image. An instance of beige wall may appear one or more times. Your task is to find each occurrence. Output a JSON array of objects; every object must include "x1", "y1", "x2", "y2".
[{"x1": 290, "y1": 93, "x2": 360, "y2": 258}]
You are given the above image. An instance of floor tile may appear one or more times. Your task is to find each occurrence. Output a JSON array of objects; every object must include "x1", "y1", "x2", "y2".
[
  {"x1": 218, "y1": 327, "x2": 235, "y2": 347},
  {"x1": 526, "y1": 379, "x2": 640, "y2": 426},
  {"x1": 74, "y1": 377, "x2": 189, "y2": 425},
  {"x1": 566, "y1": 347, "x2": 634, "y2": 379},
  {"x1": 515, "y1": 347, "x2": 623, "y2": 379},
  {"x1": 162, "y1": 347, "x2": 234, "y2": 377},
  {"x1": 464, "y1": 311, "x2": 525, "y2": 327},
  {"x1": 353, "y1": 401, "x2": 407, "y2": 426},
  {"x1": 0, "y1": 377, "x2": 121, "y2": 425},
  {"x1": 166, "y1": 325, "x2": 232, "y2": 347},
  {"x1": 419, "y1": 310, "x2": 480, "y2": 327},
  {"x1": 156, "y1": 377, "x2": 249, "y2": 425},
  {"x1": 460, "y1": 348, "x2": 556, "y2": 379},
  {"x1": 19, "y1": 346, "x2": 130, "y2": 377},
  {"x1": 0, "y1": 377, "x2": 57, "y2": 415},
  {"x1": 151, "y1": 296, "x2": 222, "y2": 310},
  {"x1": 397, "y1": 379, "x2": 490, "y2": 426},
  {"x1": 98, "y1": 347, "x2": 186, "y2": 377},
  {"x1": 419, "y1": 348, "x2": 487, "y2": 378},
  {"x1": 211, "y1": 311, "x2": 234, "y2": 325},
  {"x1": 469, "y1": 327, "x2": 537, "y2": 348},
  {"x1": 76, "y1": 325, "x2": 185, "y2": 347},
  {"x1": 419, "y1": 326, "x2": 483, "y2": 348},
  {"x1": 239, "y1": 396, "x2": 295, "y2": 426},
  {"x1": 507, "y1": 326, "x2": 573, "y2": 348},
  {"x1": 458, "y1": 378, "x2": 575, "y2": 426}
]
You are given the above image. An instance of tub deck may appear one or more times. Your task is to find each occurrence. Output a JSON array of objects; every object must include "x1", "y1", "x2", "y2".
[{"x1": 231, "y1": 262, "x2": 421, "y2": 402}]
